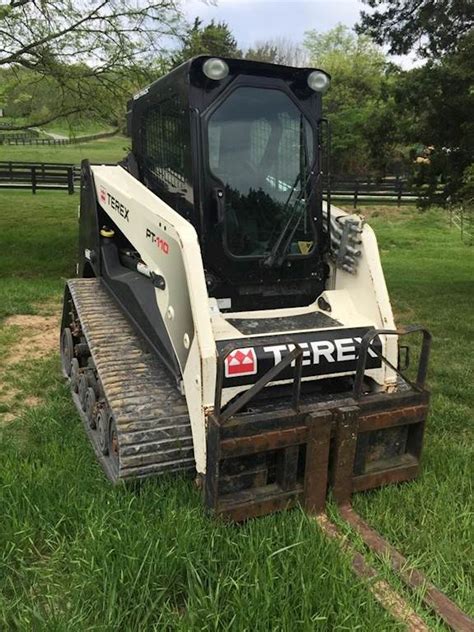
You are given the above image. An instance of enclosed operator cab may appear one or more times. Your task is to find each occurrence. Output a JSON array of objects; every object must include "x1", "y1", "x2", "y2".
[{"x1": 127, "y1": 56, "x2": 331, "y2": 311}]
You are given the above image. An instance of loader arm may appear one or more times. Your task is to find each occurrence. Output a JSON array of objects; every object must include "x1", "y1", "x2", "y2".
[{"x1": 90, "y1": 164, "x2": 217, "y2": 473}]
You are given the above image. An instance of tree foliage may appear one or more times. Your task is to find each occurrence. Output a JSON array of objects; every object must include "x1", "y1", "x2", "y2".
[
  {"x1": 358, "y1": 1, "x2": 473, "y2": 201},
  {"x1": 0, "y1": 0, "x2": 181, "y2": 70},
  {"x1": 171, "y1": 17, "x2": 240, "y2": 67},
  {"x1": 304, "y1": 25, "x2": 398, "y2": 174},
  {"x1": 357, "y1": 0, "x2": 474, "y2": 57},
  {"x1": 0, "y1": 0, "x2": 182, "y2": 128},
  {"x1": 394, "y1": 32, "x2": 474, "y2": 199},
  {"x1": 245, "y1": 37, "x2": 307, "y2": 67}
]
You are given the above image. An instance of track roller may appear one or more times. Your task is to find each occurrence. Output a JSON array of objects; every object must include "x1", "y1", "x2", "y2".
[
  {"x1": 85, "y1": 388, "x2": 97, "y2": 429},
  {"x1": 60, "y1": 327, "x2": 74, "y2": 376},
  {"x1": 97, "y1": 407, "x2": 110, "y2": 456},
  {"x1": 78, "y1": 373, "x2": 89, "y2": 411},
  {"x1": 70, "y1": 358, "x2": 80, "y2": 393}
]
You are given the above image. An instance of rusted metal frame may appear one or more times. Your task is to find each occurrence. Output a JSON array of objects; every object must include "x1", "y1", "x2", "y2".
[
  {"x1": 217, "y1": 345, "x2": 304, "y2": 424},
  {"x1": 330, "y1": 402, "x2": 426, "y2": 501},
  {"x1": 209, "y1": 398, "x2": 427, "y2": 519},
  {"x1": 353, "y1": 326, "x2": 432, "y2": 400},
  {"x1": 217, "y1": 424, "x2": 307, "y2": 519},
  {"x1": 210, "y1": 369, "x2": 429, "y2": 518},
  {"x1": 221, "y1": 409, "x2": 306, "y2": 439},
  {"x1": 331, "y1": 406, "x2": 360, "y2": 505},
  {"x1": 204, "y1": 414, "x2": 221, "y2": 514},
  {"x1": 207, "y1": 412, "x2": 307, "y2": 519},
  {"x1": 220, "y1": 426, "x2": 307, "y2": 458},
  {"x1": 339, "y1": 506, "x2": 474, "y2": 632},
  {"x1": 354, "y1": 403, "x2": 428, "y2": 487},
  {"x1": 353, "y1": 463, "x2": 420, "y2": 492},
  {"x1": 276, "y1": 445, "x2": 300, "y2": 491},
  {"x1": 359, "y1": 404, "x2": 427, "y2": 432},
  {"x1": 304, "y1": 411, "x2": 332, "y2": 514},
  {"x1": 213, "y1": 410, "x2": 334, "y2": 519},
  {"x1": 221, "y1": 387, "x2": 429, "y2": 440},
  {"x1": 218, "y1": 485, "x2": 305, "y2": 522}
]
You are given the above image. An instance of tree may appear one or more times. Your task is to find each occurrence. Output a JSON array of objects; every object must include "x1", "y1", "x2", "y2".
[
  {"x1": 393, "y1": 32, "x2": 474, "y2": 200},
  {"x1": 246, "y1": 37, "x2": 307, "y2": 67},
  {"x1": 0, "y1": 0, "x2": 183, "y2": 128},
  {"x1": 245, "y1": 42, "x2": 279, "y2": 64},
  {"x1": 1, "y1": 63, "x2": 150, "y2": 131},
  {"x1": 171, "y1": 18, "x2": 240, "y2": 67},
  {"x1": 304, "y1": 25, "x2": 399, "y2": 174},
  {"x1": 357, "y1": 0, "x2": 474, "y2": 58},
  {"x1": 358, "y1": 1, "x2": 474, "y2": 201}
]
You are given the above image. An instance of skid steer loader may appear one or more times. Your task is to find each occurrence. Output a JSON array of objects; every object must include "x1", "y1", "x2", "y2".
[{"x1": 60, "y1": 56, "x2": 431, "y2": 520}]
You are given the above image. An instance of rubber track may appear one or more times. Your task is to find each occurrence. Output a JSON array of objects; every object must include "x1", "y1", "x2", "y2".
[{"x1": 67, "y1": 278, "x2": 196, "y2": 481}]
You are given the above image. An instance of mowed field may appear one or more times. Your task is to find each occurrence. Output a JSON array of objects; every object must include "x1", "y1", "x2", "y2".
[
  {"x1": 0, "y1": 177, "x2": 473, "y2": 629},
  {"x1": 0, "y1": 135, "x2": 129, "y2": 165}
]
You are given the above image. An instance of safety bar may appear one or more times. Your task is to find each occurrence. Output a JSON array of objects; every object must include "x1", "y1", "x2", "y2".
[
  {"x1": 353, "y1": 326, "x2": 432, "y2": 400},
  {"x1": 215, "y1": 339, "x2": 304, "y2": 423}
]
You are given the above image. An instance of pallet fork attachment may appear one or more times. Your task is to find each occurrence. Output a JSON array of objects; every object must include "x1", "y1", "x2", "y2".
[{"x1": 205, "y1": 327, "x2": 432, "y2": 522}]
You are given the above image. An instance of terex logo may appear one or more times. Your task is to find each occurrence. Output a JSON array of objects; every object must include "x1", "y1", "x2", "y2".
[
  {"x1": 225, "y1": 348, "x2": 257, "y2": 378},
  {"x1": 218, "y1": 328, "x2": 382, "y2": 386},
  {"x1": 263, "y1": 337, "x2": 378, "y2": 367},
  {"x1": 104, "y1": 192, "x2": 130, "y2": 222}
]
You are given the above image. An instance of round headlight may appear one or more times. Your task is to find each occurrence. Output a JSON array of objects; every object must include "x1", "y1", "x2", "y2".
[
  {"x1": 202, "y1": 58, "x2": 229, "y2": 81},
  {"x1": 307, "y1": 70, "x2": 330, "y2": 94}
]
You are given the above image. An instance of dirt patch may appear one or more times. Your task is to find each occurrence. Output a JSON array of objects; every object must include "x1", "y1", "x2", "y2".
[
  {"x1": 393, "y1": 305, "x2": 416, "y2": 325},
  {"x1": 0, "y1": 412, "x2": 16, "y2": 424},
  {"x1": 0, "y1": 309, "x2": 61, "y2": 423},
  {"x1": 0, "y1": 379, "x2": 44, "y2": 425},
  {"x1": 3, "y1": 313, "x2": 59, "y2": 366}
]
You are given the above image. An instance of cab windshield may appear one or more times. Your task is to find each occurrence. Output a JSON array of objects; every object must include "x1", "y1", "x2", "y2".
[{"x1": 208, "y1": 87, "x2": 316, "y2": 258}]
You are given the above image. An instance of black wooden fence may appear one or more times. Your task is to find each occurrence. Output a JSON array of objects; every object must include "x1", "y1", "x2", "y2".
[
  {"x1": 0, "y1": 130, "x2": 39, "y2": 143},
  {"x1": 0, "y1": 161, "x2": 76, "y2": 194},
  {"x1": 328, "y1": 175, "x2": 418, "y2": 208},
  {"x1": 0, "y1": 161, "x2": 432, "y2": 204},
  {"x1": 0, "y1": 128, "x2": 119, "y2": 146}
]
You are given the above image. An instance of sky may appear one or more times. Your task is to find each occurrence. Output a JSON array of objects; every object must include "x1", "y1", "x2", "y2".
[{"x1": 182, "y1": 0, "x2": 420, "y2": 69}]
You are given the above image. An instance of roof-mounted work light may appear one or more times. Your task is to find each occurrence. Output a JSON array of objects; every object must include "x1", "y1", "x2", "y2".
[
  {"x1": 307, "y1": 70, "x2": 330, "y2": 94},
  {"x1": 202, "y1": 58, "x2": 229, "y2": 80}
]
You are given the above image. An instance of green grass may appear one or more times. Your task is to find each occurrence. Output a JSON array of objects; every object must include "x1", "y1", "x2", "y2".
[
  {"x1": 0, "y1": 191, "x2": 77, "y2": 318},
  {"x1": 43, "y1": 120, "x2": 117, "y2": 138},
  {"x1": 349, "y1": 205, "x2": 474, "y2": 615},
  {"x1": 0, "y1": 135, "x2": 129, "y2": 164},
  {"x1": 0, "y1": 192, "x2": 473, "y2": 629}
]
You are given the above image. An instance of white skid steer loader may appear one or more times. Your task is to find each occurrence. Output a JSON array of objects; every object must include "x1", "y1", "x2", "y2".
[{"x1": 61, "y1": 56, "x2": 431, "y2": 520}]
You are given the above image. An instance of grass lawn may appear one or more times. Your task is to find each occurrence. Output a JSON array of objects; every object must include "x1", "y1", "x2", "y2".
[
  {"x1": 0, "y1": 135, "x2": 129, "y2": 165},
  {"x1": 0, "y1": 192, "x2": 472, "y2": 630},
  {"x1": 42, "y1": 120, "x2": 117, "y2": 138},
  {"x1": 1, "y1": 117, "x2": 116, "y2": 138}
]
